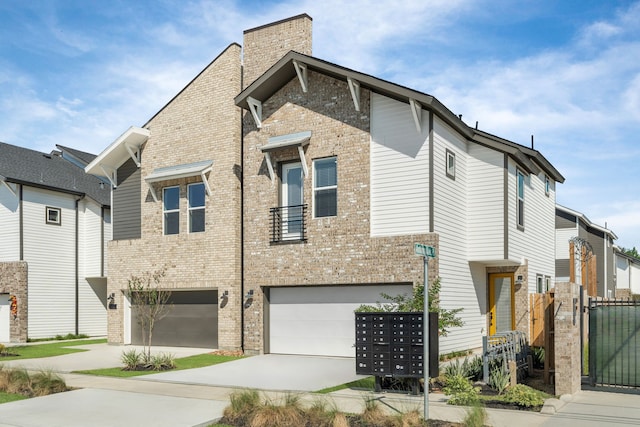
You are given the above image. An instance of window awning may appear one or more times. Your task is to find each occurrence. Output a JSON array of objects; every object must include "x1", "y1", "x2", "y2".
[
  {"x1": 144, "y1": 160, "x2": 213, "y2": 201},
  {"x1": 260, "y1": 131, "x2": 311, "y2": 182}
]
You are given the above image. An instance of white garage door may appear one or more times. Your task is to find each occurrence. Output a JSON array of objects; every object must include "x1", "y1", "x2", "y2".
[
  {"x1": 0, "y1": 296, "x2": 10, "y2": 342},
  {"x1": 269, "y1": 284, "x2": 413, "y2": 357}
]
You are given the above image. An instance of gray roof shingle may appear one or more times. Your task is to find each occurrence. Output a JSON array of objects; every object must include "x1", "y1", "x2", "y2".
[{"x1": 0, "y1": 142, "x2": 110, "y2": 206}]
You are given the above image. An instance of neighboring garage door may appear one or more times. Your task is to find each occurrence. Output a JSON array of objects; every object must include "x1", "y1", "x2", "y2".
[
  {"x1": 268, "y1": 284, "x2": 412, "y2": 357},
  {"x1": 0, "y1": 296, "x2": 9, "y2": 342},
  {"x1": 132, "y1": 290, "x2": 218, "y2": 348}
]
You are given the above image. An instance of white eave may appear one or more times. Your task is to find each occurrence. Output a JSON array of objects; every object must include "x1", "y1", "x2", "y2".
[
  {"x1": 84, "y1": 126, "x2": 150, "y2": 187},
  {"x1": 260, "y1": 131, "x2": 311, "y2": 182},
  {"x1": 144, "y1": 160, "x2": 213, "y2": 202},
  {"x1": 0, "y1": 175, "x2": 17, "y2": 198}
]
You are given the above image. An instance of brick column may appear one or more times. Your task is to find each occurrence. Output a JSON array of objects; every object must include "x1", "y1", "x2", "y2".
[{"x1": 553, "y1": 281, "x2": 582, "y2": 396}]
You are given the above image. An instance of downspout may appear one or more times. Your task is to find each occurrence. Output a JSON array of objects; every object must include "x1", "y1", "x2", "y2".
[
  {"x1": 101, "y1": 207, "x2": 105, "y2": 277},
  {"x1": 75, "y1": 194, "x2": 86, "y2": 336},
  {"x1": 19, "y1": 184, "x2": 23, "y2": 260}
]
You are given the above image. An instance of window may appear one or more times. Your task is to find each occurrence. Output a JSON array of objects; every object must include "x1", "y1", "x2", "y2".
[
  {"x1": 313, "y1": 157, "x2": 337, "y2": 218},
  {"x1": 536, "y1": 275, "x2": 543, "y2": 294},
  {"x1": 446, "y1": 149, "x2": 456, "y2": 179},
  {"x1": 163, "y1": 186, "x2": 180, "y2": 235},
  {"x1": 545, "y1": 276, "x2": 551, "y2": 292},
  {"x1": 188, "y1": 183, "x2": 205, "y2": 233},
  {"x1": 46, "y1": 206, "x2": 61, "y2": 225},
  {"x1": 544, "y1": 175, "x2": 550, "y2": 196},
  {"x1": 517, "y1": 170, "x2": 525, "y2": 229}
]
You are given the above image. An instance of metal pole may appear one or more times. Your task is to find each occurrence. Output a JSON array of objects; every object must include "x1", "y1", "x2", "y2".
[{"x1": 423, "y1": 255, "x2": 429, "y2": 421}]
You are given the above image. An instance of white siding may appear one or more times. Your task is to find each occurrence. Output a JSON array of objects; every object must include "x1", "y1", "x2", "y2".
[
  {"x1": 467, "y1": 146, "x2": 504, "y2": 261},
  {"x1": 508, "y1": 160, "x2": 557, "y2": 293},
  {"x1": 616, "y1": 256, "x2": 640, "y2": 294},
  {"x1": 103, "y1": 208, "x2": 111, "y2": 276},
  {"x1": 433, "y1": 119, "x2": 485, "y2": 353},
  {"x1": 0, "y1": 183, "x2": 20, "y2": 261},
  {"x1": 78, "y1": 200, "x2": 107, "y2": 336},
  {"x1": 23, "y1": 187, "x2": 76, "y2": 338},
  {"x1": 556, "y1": 228, "x2": 575, "y2": 261},
  {"x1": 370, "y1": 93, "x2": 430, "y2": 236}
]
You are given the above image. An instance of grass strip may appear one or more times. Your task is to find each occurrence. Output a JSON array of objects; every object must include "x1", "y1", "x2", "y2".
[
  {"x1": 315, "y1": 376, "x2": 375, "y2": 394},
  {"x1": 0, "y1": 391, "x2": 28, "y2": 404},
  {"x1": 0, "y1": 339, "x2": 107, "y2": 361},
  {"x1": 75, "y1": 353, "x2": 243, "y2": 378}
]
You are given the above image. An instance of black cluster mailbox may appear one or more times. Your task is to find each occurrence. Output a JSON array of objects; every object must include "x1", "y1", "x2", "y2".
[{"x1": 355, "y1": 312, "x2": 439, "y2": 393}]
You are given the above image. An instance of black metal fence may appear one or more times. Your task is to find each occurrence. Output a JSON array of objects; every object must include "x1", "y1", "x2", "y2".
[
  {"x1": 269, "y1": 204, "x2": 307, "y2": 243},
  {"x1": 589, "y1": 299, "x2": 640, "y2": 387},
  {"x1": 482, "y1": 330, "x2": 528, "y2": 383}
]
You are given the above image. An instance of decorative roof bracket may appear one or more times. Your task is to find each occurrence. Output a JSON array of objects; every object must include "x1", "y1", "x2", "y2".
[
  {"x1": 124, "y1": 143, "x2": 141, "y2": 168},
  {"x1": 347, "y1": 77, "x2": 361, "y2": 112},
  {"x1": 409, "y1": 98, "x2": 422, "y2": 133},
  {"x1": 99, "y1": 164, "x2": 117, "y2": 188},
  {"x1": 293, "y1": 60, "x2": 308, "y2": 93},
  {"x1": 247, "y1": 97, "x2": 262, "y2": 129}
]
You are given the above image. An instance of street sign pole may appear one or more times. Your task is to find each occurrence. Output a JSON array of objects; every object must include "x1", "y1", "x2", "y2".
[
  {"x1": 423, "y1": 253, "x2": 429, "y2": 421},
  {"x1": 414, "y1": 243, "x2": 436, "y2": 422}
]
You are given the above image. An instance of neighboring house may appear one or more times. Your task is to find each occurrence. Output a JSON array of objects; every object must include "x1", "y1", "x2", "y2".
[
  {"x1": 555, "y1": 204, "x2": 617, "y2": 298},
  {"x1": 85, "y1": 44, "x2": 243, "y2": 349},
  {"x1": 614, "y1": 247, "x2": 640, "y2": 296},
  {"x1": 89, "y1": 14, "x2": 564, "y2": 355},
  {"x1": 0, "y1": 142, "x2": 110, "y2": 342}
]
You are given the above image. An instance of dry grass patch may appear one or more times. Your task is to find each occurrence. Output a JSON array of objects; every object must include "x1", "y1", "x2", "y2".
[{"x1": 0, "y1": 366, "x2": 69, "y2": 398}]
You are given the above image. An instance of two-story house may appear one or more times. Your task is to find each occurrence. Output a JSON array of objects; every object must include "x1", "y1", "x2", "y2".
[
  {"x1": 237, "y1": 16, "x2": 564, "y2": 356},
  {"x1": 0, "y1": 142, "x2": 110, "y2": 342},
  {"x1": 555, "y1": 204, "x2": 617, "y2": 297},
  {"x1": 90, "y1": 14, "x2": 564, "y2": 356}
]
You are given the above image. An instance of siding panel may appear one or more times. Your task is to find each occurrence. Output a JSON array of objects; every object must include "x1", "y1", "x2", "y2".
[
  {"x1": 0, "y1": 183, "x2": 20, "y2": 261},
  {"x1": 370, "y1": 93, "x2": 429, "y2": 236},
  {"x1": 113, "y1": 158, "x2": 141, "y2": 240}
]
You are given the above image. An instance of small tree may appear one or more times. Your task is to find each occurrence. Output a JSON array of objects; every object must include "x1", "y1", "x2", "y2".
[
  {"x1": 126, "y1": 266, "x2": 171, "y2": 359},
  {"x1": 356, "y1": 278, "x2": 464, "y2": 336}
]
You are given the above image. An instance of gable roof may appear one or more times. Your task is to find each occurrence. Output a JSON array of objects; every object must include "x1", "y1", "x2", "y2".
[
  {"x1": 0, "y1": 141, "x2": 110, "y2": 206},
  {"x1": 556, "y1": 204, "x2": 618, "y2": 240},
  {"x1": 235, "y1": 50, "x2": 564, "y2": 183},
  {"x1": 56, "y1": 144, "x2": 98, "y2": 166}
]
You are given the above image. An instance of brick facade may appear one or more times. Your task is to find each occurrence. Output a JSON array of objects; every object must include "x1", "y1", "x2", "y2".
[
  {"x1": 106, "y1": 44, "x2": 243, "y2": 350},
  {"x1": 0, "y1": 261, "x2": 28, "y2": 342},
  {"x1": 242, "y1": 68, "x2": 438, "y2": 354}
]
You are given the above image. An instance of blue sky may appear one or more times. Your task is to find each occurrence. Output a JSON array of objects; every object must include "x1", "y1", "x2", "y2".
[{"x1": 1, "y1": 0, "x2": 639, "y2": 247}]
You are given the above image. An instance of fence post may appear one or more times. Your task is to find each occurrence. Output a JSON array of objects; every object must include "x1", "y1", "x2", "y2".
[
  {"x1": 554, "y1": 282, "x2": 582, "y2": 396},
  {"x1": 482, "y1": 336, "x2": 489, "y2": 383}
]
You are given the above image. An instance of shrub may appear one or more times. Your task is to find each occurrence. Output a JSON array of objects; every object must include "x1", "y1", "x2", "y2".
[
  {"x1": 466, "y1": 356, "x2": 484, "y2": 381},
  {"x1": 0, "y1": 344, "x2": 5, "y2": 355},
  {"x1": 463, "y1": 402, "x2": 487, "y2": 427},
  {"x1": 488, "y1": 365, "x2": 510, "y2": 395},
  {"x1": 121, "y1": 349, "x2": 142, "y2": 370},
  {"x1": 503, "y1": 384, "x2": 545, "y2": 408},
  {"x1": 0, "y1": 367, "x2": 67, "y2": 397},
  {"x1": 531, "y1": 346, "x2": 545, "y2": 368},
  {"x1": 151, "y1": 352, "x2": 176, "y2": 370},
  {"x1": 443, "y1": 373, "x2": 480, "y2": 406},
  {"x1": 223, "y1": 389, "x2": 261, "y2": 425},
  {"x1": 30, "y1": 370, "x2": 67, "y2": 396}
]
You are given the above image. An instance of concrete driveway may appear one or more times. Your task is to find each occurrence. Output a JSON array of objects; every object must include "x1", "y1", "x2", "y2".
[{"x1": 140, "y1": 354, "x2": 363, "y2": 392}]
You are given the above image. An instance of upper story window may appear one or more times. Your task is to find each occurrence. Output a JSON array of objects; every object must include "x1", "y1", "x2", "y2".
[
  {"x1": 536, "y1": 274, "x2": 544, "y2": 293},
  {"x1": 188, "y1": 183, "x2": 206, "y2": 233},
  {"x1": 163, "y1": 186, "x2": 180, "y2": 235},
  {"x1": 446, "y1": 149, "x2": 456, "y2": 180},
  {"x1": 545, "y1": 175, "x2": 550, "y2": 196},
  {"x1": 313, "y1": 157, "x2": 337, "y2": 218},
  {"x1": 517, "y1": 169, "x2": 525, "y2": 230},
  {"x1": 46, "y1": 206, "x2": 61, "y2": 225}
]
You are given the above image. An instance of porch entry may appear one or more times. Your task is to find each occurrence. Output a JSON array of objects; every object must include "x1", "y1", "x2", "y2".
[
  {"x1": 281, "y1": 162, "x2": 303, "y2": 238},
  {"x1": 489, "y1": 273, "x2": 515, "y2": 335}
]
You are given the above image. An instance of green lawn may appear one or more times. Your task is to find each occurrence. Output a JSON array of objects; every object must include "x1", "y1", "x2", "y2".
[
  {"x1": 75, "y1": 353, "x2": 243, "y2": 378},
  {"x1": 0, "y1": 339, "x2": 106, "y2": 361},
  {"x1": 316, "y1": 376, "x2": 375, "y2": 394},
  {"x1": 0, "y1": 391, "x2": 28, "y2": 404}
]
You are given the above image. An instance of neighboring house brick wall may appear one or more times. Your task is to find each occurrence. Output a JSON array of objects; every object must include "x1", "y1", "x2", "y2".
[
  {"x1": 107, "y1": 44, "x2": 243, "y2": 350},
  {"x1": 0, "y1": 261, "x2": 28, "y2": 342}
]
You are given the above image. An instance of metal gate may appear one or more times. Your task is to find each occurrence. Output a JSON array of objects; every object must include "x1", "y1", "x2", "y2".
[{"x1": 589, "y1": 299, "x2": 640, "y2": 387}]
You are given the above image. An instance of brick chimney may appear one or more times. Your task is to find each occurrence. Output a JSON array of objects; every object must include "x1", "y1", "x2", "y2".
[{"x1": 242, "y1": 14, "x2": 312, "y2": 88}]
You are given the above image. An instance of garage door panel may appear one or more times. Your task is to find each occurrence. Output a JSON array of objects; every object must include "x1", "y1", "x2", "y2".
[
  {"x1": 131, "y1": 290, "x2": 218, "y2": 348},
  {"x1": 269, "y1": 285, "x2": 412, "y2": 357}
]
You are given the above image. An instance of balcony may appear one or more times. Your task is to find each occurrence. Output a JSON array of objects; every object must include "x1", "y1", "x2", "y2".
[{"x1": 269, "y1": 204, "x2": 308, "y2": 244}]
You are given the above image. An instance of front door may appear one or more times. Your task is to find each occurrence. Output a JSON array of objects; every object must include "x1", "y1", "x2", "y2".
[
  {"x1": 489, "y1": 273, "x2": 515, "y2": 335},
  {"x1": 281, "y1": 162, "x2": 303, "y2": 238}
]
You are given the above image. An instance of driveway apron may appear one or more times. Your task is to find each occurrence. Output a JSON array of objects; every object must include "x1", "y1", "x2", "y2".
[{"x1": 139, "y1": 354, "x2": 363, "y2": 392}]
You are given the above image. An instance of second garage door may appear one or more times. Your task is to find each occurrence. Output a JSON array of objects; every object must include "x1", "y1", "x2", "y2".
[
  {"x1": 268, "y1": 284, "x2": 413, "y2": 357},
  {"x1": 131, "y1": 290, "x2": 218, "y2": 348}
]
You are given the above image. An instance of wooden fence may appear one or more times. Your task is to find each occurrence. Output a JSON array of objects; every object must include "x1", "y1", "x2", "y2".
[{"x1": 529, "y1": 291, "x2": 555, "y2": 384}]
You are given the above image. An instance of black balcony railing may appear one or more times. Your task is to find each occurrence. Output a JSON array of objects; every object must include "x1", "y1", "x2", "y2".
[{"x1": 269, "y1": 204, "x2": 307, "y2": 244}]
